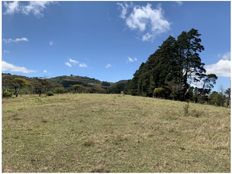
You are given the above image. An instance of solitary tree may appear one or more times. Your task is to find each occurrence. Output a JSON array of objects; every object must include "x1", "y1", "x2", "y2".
[
  {"x1": 33, "y1": 78, "x2": 52, "y2": 96},
  {"x1": 72, "y1": 84, "x2": 85, "y2": 93},
  {"x1": 12, "y1": 78, "x2": 29, "y2": 97}
]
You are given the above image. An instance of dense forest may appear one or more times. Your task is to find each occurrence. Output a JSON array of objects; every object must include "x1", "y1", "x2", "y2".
[{"x1": 2, "y1": 28, "x2": 230, "y2": 107}]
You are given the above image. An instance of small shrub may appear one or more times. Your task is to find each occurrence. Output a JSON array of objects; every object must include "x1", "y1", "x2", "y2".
[
  {"x1": 41, "y1": 119, "x2": 48, "y2": 123},
  {"x1": 12, "y1": 117, "x2": 22, "y2": 121},
  {"x1": 46, "y1": 91, "x2": 54, "y2": 96},
  {"x1": 153, "y1": 87, "x2": 171, "y2": 98},
  {"x1": 3, "y1": 89, "x2": 13, "y2": 98},
  {"x1": 83, "y1": 140, "x2": 95, "y2": 147}
]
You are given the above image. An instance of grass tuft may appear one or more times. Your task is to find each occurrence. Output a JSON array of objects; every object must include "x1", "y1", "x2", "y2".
[{"x1": 83, "y1": 140, "x2": 95, "y2": 147}]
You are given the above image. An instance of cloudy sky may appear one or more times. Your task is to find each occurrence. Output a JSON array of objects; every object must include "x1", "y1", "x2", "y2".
[{"x1": 2, "y1": 1, "x2": 231, "y2": 91}]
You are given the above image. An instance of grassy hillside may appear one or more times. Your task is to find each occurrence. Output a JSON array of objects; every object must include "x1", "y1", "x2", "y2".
[{"x1": 3, "y1": 94, "x2": 230, "y2": 172}]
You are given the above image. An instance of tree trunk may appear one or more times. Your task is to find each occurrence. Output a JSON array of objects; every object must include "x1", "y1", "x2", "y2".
[{"x1": 14, "y1": 87, "x2": 20, "y2": 97}]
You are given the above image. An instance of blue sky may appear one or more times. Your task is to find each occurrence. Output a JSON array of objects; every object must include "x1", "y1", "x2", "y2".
[{"x1": 2, "y1": 1, "x2": 231, "y2": 91}]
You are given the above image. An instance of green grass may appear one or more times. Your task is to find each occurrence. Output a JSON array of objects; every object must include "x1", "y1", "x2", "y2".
[{"x1": 3, "y1": 94, "x2": 230, "y2": 172}]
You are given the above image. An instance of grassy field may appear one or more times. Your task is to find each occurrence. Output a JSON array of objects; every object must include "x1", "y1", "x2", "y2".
[{"x1": 2, "y1": 94, "x2": 230, "y2": 172}]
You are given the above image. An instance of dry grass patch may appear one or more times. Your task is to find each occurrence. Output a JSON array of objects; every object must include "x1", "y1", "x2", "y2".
[{"x1": 3, "y1": 94, "x2": 230, "y2": 172}]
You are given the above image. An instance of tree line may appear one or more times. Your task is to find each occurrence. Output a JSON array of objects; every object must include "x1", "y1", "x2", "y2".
[{"x1": 125, "y1": 28, "x2": 230, "y2": 107}]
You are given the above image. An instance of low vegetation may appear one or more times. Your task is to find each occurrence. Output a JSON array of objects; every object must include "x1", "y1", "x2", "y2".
[{"x1": 3, "y1": 94, "x2": 230, "y2": 172}]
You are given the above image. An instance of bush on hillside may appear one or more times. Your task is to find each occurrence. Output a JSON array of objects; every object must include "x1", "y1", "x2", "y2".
[
  {"x1": 154, "y1": 87, "x2": 170, "y2": 98},
  {"x1": 3, "y1": 89, "x2": 13, "y2": 98},
  {"x1": 53, "y1": 87, "x2": 66, "y2": 94},
  {"x1": 46, "y1": 91, "x2": 54, "y2": 96}
]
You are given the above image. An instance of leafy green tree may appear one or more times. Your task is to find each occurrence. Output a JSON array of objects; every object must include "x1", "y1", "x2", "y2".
[
  {"x1": 32, "y1": 78, "x2": 53, "y2": 96},
  {"x1": 209, "y1": 91, "x2": 224, "y2": 106},
  {"x1": 12, "y1": 78, "x2": 29, "y2": 97},
  {"x1": 33, "y1": 78, "x2": 43, "y2": 96},
  {"x1": 53, "y1": 87, "x2": 66, "y2": 94},
  {"x1": 72, "y1": 84, "x2": 86, "y2": 93}
]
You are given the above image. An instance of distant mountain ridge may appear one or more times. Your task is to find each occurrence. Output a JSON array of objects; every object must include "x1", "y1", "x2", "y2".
[{"x1": 2, "y1": 73, "x2": 129, "y2": 94}]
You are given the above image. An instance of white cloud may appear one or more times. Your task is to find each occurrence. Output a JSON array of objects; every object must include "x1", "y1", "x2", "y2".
[
  {"x1": 117, "y1": 2, "x2": 129, "y2": 19},
  {"x1": 49, "y1": 41, "x2": 54, "y2": 46},
  {"x1": 105, "y1": 64, "x2": 112, "y2": 68},
  {"x1": 65, "y1": 62, "x2": 72, "y2": 67},
  {"x1": 118, "y1": 3, "x2": 170, "y2": 42},
  {"x1": 69, "y1": 58, "x2": 78, "y2": 64},
  {"x1": 142, "y1": 33, "x2": 153, "y2": 42},
  {"x1": 128, "y1": 57, "x2": 137, "y2": 62},
  {"x1": 3, "y1": 1, "x2": 20, "y2": 15},
  {"x1": 4, "y1": 1, "x2": 54, "y2": 17},
  {"x1": 205, "y1": 52, "x2": 231, "y2": 77},
  {"x1": 65, "y1": 58, "x2": 87, "y2": 68},
  {"x1": 79, "y1": 63, "x2": 87, "y2": 68},
  {"x1": 3, "y1": 37, "x2": 29, "y2": 44},
  {"x1": 2, "y1": 61, "x2": 35, "y2": 74},
  {"x1": 43, "y1": 70, "x2": 47, "y2": 73},
  {"x1": 22, "y1": 1, "x2": 54, "y2": 16},
  {"x1": 117, "y1": 2, "x2": 134, "y2": 19}
]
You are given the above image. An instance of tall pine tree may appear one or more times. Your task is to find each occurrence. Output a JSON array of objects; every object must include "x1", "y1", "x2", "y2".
[
  {"x1": 128, "y1": 28, "x2": 217, "y2": 101},
  {"x1": 177, "y1": 28, "x2": 206, "y2": 100}
]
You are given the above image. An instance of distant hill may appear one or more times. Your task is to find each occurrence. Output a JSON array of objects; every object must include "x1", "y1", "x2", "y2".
[
  {"x1": 2, "y1": 73, "x2": 129, "y2": 94},
  {"x1": 49, "y1": 75, "x2": 102, "y2": 88}
]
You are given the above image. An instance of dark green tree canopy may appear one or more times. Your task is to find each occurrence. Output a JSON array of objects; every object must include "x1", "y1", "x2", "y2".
[{"x1": 128, "y1": 28, "x2": 217, "y2": 101}]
